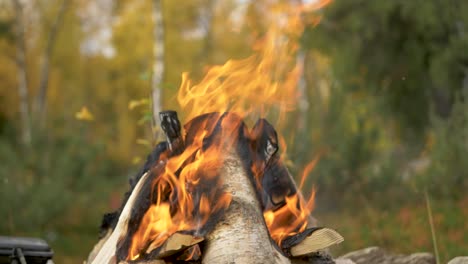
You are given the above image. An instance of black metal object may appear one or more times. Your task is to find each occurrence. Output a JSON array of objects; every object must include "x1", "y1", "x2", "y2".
[{"x1": 0, "y1": 236, "x2": 53, "y2": 264}]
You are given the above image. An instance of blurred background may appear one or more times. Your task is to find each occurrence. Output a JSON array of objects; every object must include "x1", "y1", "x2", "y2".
[{"x1": 0, "y1": 0, "x2": 467, "y2": 263}]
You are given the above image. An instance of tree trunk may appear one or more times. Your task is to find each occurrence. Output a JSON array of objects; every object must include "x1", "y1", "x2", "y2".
[
  {"x1": 34, "y1": 0, "x2": 70, "y2": 129},
  {"x1": 296, "y1": 50, "x2": 308, "y2": 132},
  {"x1": 194, "y1": 0, "x2": 215, "y2": 76},
  {"x1": 202, "y1": 150, "x2": 290, "y2": 264},
  {"x1": 12, "y1": 0, "x2": 32, "y2": 147},
  {"x1": 151, "y1": 0, "x2": 165, "y2": 140}
]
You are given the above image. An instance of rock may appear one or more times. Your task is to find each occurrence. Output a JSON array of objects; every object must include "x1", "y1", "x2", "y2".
[
  {"x1": 339, "y1": 247, "x2": 435, "y2": 264},
  {"x1": 335, "y1": 259, "x2": 356, "y2": 264},
  {"x1": 448, "y1": 257, "x2": 468, "y2": 264}
]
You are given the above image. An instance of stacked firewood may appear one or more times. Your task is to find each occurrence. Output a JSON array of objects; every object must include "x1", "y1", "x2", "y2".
[{"x1": 87, "y1": 111, "x2": 343, "y2": 264}]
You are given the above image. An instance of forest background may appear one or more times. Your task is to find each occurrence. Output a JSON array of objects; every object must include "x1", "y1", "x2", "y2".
[{"x1": 0, "y1": 0, "x2": 467, "y2": 263}]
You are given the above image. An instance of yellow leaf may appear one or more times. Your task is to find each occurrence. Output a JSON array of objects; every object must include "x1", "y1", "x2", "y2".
[
  {"x1": 75, "y1": 106, "x2": 94, "y2": 121},
  {"x1": 132, "y1": 156, "x2": 142, "y2": 164},
  {"x1": 128, "y1": 98, "x2": 149, "y2": 110},
  {"x1": 136, "y1": 138, "x2": 151, "y2": 146}
]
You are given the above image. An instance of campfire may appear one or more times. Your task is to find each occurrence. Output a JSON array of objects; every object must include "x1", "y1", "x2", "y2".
[
  {"x1": 87, "y1": 111, "x2": 342, "y2": 264},
  {"x1": 87, "y1": 1, "x2": 342, "y2": 263}
]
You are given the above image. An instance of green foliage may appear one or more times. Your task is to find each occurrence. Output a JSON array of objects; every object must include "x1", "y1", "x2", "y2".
[
  {"x1": 1, "y1": 0, "x2": 467, "y2": 262},
  {"x1": 422, "y1": 97, "x2": 468, "y2": 198},
  {"x1": 323, "y1": 197, "x2": 468, "y2": 263},
  {"x1": 0, "y1": 121, "x2": 126, "y2": 262},
  {"x1": 303, "y1": 0, "x2": 468, "y2": 138}
]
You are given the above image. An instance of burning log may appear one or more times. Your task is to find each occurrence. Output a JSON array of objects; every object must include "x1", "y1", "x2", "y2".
[
  {"x1": 202, "y1": 116, "x2": 286, "y2": 263},
  {"x1": 250, "y1": 119, "x2": 313, "y2": 214},
  {"x1": 88, "y1": 111, "x2": 343, "y2": 264},
  {"x1": 91, "y1": 171, "x2": 152, "y2": 264},
  {"x1": 159, "y1": 110, "x2": 184, "y2": 155},
  {"x1": 146, "y1": 232, "x2": 203, "y2": 259},
  {"x1": 282, "y1": 228, "x2": 344, "y2": 257},
  {"x1": 88, "y1": 111, "x2": 185, "y2": 263}
]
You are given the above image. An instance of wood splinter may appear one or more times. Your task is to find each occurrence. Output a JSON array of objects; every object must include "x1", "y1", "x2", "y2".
[
  {"x1": 146, "y1": 232, "x2": 204, "y2": 259},
  {"x1": 282, "y1": 227, "x2": 344, "y2": 257}
]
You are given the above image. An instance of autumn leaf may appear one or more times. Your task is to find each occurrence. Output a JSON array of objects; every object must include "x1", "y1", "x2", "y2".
[
  {"x1": 136, "y1": 138, "x2": 151, "y2": 146},
  {"x1": 128, "y1": 98, "x2": 150, "y2": 110},
  {"x1": 75, "y1": 106, "x2": 94, "y2": 121},
  {"x1": 132, "y1": 156, "x2": 142, "y2": 165}
]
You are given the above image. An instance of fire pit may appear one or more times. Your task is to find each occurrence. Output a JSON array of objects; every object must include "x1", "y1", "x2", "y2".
[{"x1": 87, "y1": 111, "x2": 342, "y2": 264}]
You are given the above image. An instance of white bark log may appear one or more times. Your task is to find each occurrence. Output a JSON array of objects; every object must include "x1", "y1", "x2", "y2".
[
  {"x1": 87, "y1": 229, "x2": 112, "y2": 263},
  {"x1": 202, "y1": 151, "x2": 291, "y2": 264},
  {"x1": 91, "y1": 172, "x2": 150, "y2": 264}
]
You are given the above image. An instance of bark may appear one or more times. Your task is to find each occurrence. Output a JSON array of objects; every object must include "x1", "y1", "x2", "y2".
[
  {"x1": 34, "y1": 0, "x2": 70, "y2": 128},
  {"x1": 12, "y1": 0, "x2": 32, "y2": 146},
  {"x1": 91, "y1": 172, "x2": 151, "y2": 264},
  {"x1": 151, "y1": 0, "x2": 165, "y2": 140},
  {"x1": 87, "y1": 229, "x2": 112, "y2": 263},
  {"x1": 202, "y1": 150, "x2": 290, "y2": 264}
]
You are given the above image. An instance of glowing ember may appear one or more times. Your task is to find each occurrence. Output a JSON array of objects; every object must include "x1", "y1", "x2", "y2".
[{"x1": 127, "y1": 0, "x2": 329, "y2": 260}]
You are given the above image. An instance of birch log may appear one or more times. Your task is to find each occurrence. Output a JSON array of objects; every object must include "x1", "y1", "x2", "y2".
[
  {"x1": 91, "y1": 172, "x2": 151, "y2": 264},
  {"x1": 202, "y1": 150, "x2": 291, "y2": 264}
]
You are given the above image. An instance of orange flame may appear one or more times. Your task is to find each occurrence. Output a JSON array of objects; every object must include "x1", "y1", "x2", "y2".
[
  {"x1": 128, "y1": 0, "x2": 329, "y2": 260},
  {"x1": 128, "y1": 116, "x2": 235, "y2": 260},
  {"x1": 264, "y1": 190, "x2": 316, "y2": 246}
]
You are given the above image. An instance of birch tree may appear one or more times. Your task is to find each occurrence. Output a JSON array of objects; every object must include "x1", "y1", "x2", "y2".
[
  {"x1": 34, "y1": 0, "x2": 70, "y2": 128},
  {"x1": 12, "y1": 0, "x2": 31, "y2": 146},
  {"x1": 151, "y1": 0, "x2": 165, "y2": 140}
]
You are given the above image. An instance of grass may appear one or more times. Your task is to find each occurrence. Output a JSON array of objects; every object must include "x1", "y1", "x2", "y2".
[
  {"x1": 320, "y1": 196, "x2": 468, "y2": 263},
  {"x1": 5, "y1": 190, "x2": 466, "y2": 263},
  {"x1": 47, "y1": 196, "x2": 467, "y2": 263},
  {"x1": 425, "y1": 189, "x2": 440, "y2": 264}
]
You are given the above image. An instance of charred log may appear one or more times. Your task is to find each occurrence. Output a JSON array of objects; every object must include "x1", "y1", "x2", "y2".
[
  {"x1": 99, "y1": 110, "x2": 183, "y2": 236},
  {"x1": 160, "y1": 111, "x2": 184, "y2": 155},
  {"x1": 91, "y1": 171, "x2": 152, "y2": 264},
  {"x1": 116, "y1": 112, "x2": 237, "y2": 262},
  {"x1": 89, "y1": 112, "x2": 343, "y2": 264},
  {"x1": 101, "y1": 141, "x2": 169, "y2": 234},
  {"x1": 249, "y1": 119, "x2": 316, "y2": 225}
]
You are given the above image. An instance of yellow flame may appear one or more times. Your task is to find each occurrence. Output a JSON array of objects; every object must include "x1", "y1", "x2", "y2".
[{"x1": 128, "y1": 0, "x2": 330, "y2": 260}]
